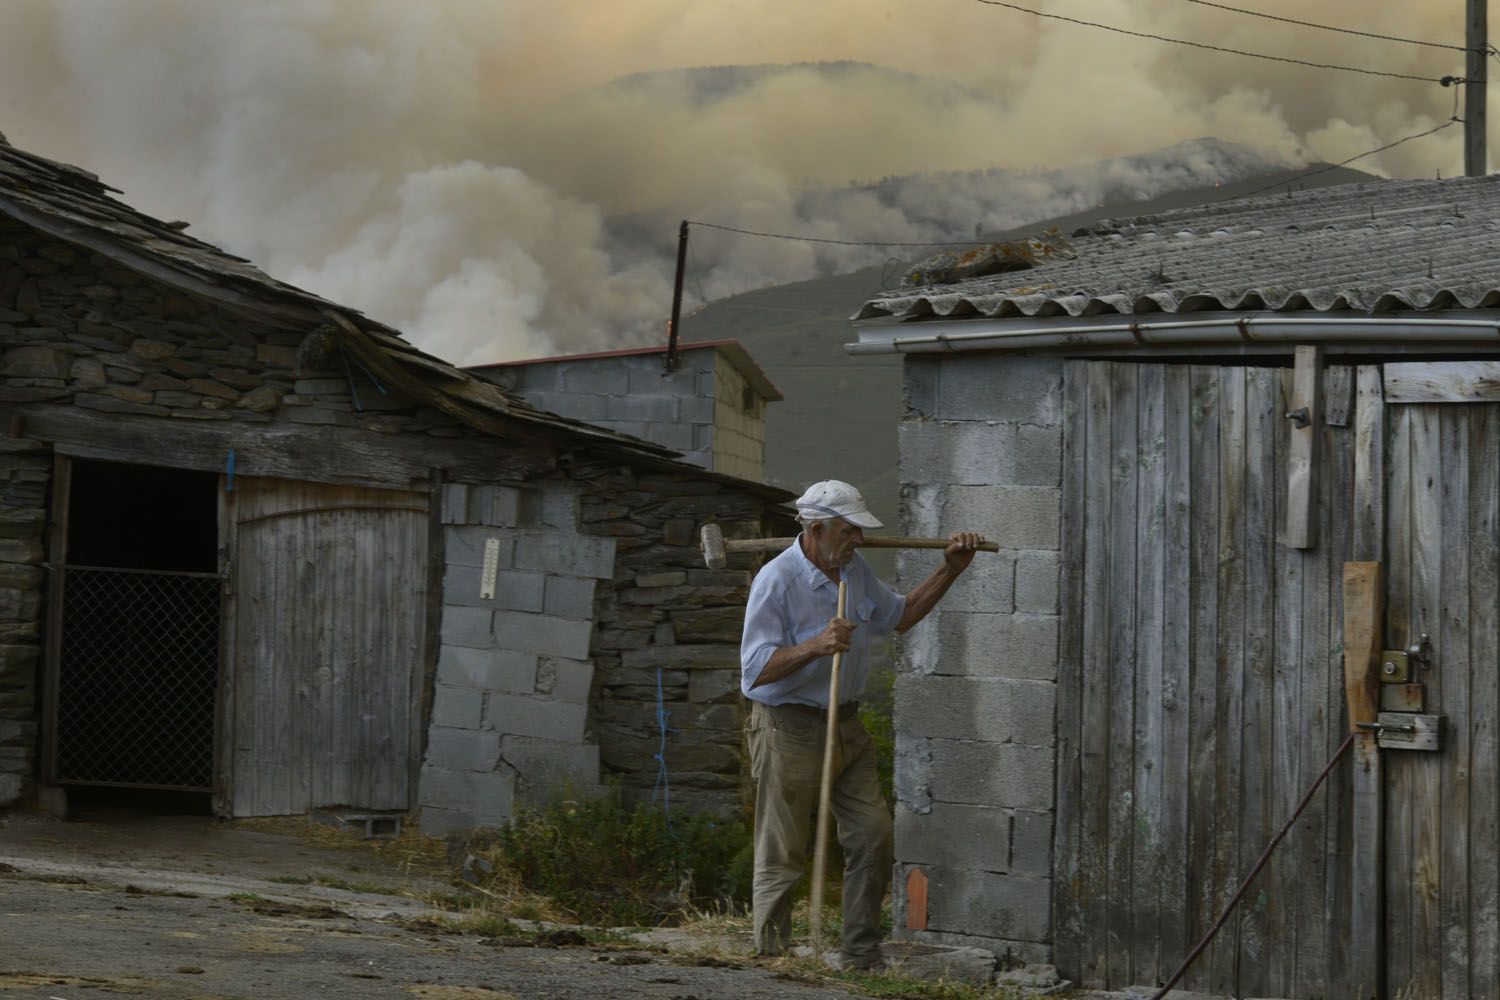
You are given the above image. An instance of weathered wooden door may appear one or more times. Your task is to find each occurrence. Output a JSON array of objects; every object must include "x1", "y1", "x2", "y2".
[
  {"x1": 1055, "y1": 360, "x2": 1366, "y2": 998},
  {"x1": 1379, "y1": 373, "x2": 1500, "y2": 1000},
  {"x1": 221, "y1": 477, "x2": 429, "y2": 816}
]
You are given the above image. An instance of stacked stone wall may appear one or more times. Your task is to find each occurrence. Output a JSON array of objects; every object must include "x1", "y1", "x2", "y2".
[
  {"x1": 0, "y1": 434, "x2": 46, "y2": 803},
  {"x1": 892, "y1": 354, "x2": 1065, "y2": 965}
]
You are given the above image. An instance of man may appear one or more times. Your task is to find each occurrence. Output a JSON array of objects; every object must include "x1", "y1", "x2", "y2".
[{"x1": 739, "y1": 479, "x2": 986, "y2": 969}]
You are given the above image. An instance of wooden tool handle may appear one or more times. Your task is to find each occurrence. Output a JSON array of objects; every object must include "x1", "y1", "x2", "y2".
[
  {"x1": 858, "y1": 536, "x2": 1001, "y2": 553},
  {"x1": 808, "y1": 579, "x2": 847, "y2": 956}
]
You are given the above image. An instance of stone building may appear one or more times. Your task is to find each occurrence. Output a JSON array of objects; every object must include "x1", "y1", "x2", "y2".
[
  {"x1": 470, "y1": 340, "x2": 781, "y2": 482},
  {"x1": 0, "y1": 134, "x2": 789, "y2": 830},
  {"x1": 852, "y1": 178, "x2": 1500, "y2": 998}
]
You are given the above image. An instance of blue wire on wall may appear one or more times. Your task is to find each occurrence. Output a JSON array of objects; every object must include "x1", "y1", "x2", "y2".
[{"x1": 652, "y1": 666, "x2": 677, "y2": 834}]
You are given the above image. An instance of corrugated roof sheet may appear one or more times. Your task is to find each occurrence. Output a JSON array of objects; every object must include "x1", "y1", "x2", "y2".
[{"x1": 856, "y1": 175, "x2": 1500, "y2": 321}]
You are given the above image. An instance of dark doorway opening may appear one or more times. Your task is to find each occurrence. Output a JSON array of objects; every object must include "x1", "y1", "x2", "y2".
[{"x1": 48, "y1": 459, "x2": 219, "y2": 810}]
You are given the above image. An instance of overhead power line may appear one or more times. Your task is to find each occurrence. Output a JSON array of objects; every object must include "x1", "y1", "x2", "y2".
[
  {"x1": 972, "y1": 0, "x2": 1454, "y2": 84},
  {"x1": 1233, "y1": 117, "x2": 1463, "y2": 200},
  {"x1": 1185, "y1": 0, "x2": 1479, "y2": 53}
]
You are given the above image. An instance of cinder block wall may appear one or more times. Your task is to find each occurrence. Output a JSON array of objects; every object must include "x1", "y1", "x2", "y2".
[
  {"x1": 710, "y1": 352, "x2": 765, "y2": 482},
  {"x1": 419, "y1": 481, "x2": 615, "y2": 836},
  {"x1": 893, "y1": 353, "x2": 1064, "y2": 965},
  {"x1": 482, "y1": 354, "x2": 715, "y2": 469}
]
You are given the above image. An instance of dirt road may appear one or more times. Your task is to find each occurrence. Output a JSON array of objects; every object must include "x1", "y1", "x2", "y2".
[{"x1": 0, "y1": 812, "x2": 857, "y2": 1000}]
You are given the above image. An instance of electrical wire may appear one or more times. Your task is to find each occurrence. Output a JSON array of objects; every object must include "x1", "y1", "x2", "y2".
[
  {"x1": 1230, "y1": 117, "x2": 1463, "y2": 200},
  {"x1": 687, "y1": 219, "x2": 985, "y2": 248},
  {"x1": 972, "y1": 0, "x2": 1453, "y2": 83},
  {"x1": 1184, "y1": 0, "x2": 1479, "y2": 53}
]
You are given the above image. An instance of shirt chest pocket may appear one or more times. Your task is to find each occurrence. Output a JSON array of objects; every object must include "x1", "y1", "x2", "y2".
[{"x1": 792, "y1": 596, "x2": 876, "y2": 646}]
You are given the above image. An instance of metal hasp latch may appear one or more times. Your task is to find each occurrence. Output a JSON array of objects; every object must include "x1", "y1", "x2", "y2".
[{"x1": 1358, "y1": 713, "x2": 1444, "y2": 752}]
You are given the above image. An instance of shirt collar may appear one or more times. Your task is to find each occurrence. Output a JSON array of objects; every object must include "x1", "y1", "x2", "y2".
[{"x1": 791, "y1": 532, "x2": 840, "y2": 591}]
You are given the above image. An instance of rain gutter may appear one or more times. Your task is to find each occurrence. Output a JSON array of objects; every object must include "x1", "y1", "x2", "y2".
[{"x1": 844, "y1": 311, "x2": 1500, "y2": 356}]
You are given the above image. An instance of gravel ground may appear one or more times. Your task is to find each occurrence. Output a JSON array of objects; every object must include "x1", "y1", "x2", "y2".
[{"x1": 0, "y1": 810, "x2": 859, "y2": 1000}]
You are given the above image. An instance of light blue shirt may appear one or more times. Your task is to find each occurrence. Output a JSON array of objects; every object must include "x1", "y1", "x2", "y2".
[{"x1": 740, "y1": 535, "x2": 905, "y2": 707}]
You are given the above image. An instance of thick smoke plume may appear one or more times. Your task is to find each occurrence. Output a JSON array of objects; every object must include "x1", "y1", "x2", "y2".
[{"x1": 0, "y1": 1, "x2": 1472, "y2": 363}]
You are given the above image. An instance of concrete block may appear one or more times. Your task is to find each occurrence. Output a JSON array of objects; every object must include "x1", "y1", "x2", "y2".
[
  {"x1": 420, "y1": 805, "x2": 481, "y2": 838},
  {"x1": 492, "y1": 611, "x2": 592, "y2": 660},
  {"x1": 894, "y1": 676, "x2": 1054, "y2": 746},
  {"x1": 501, "y1": 735, "x2": 601, "y2": 805},
  {"x1": 921, "y1": 866, "x2": 1051, "y2": 943},
  {"x1": 467, "y1": 485, "x2": 522, "y2": 527},
  {"x1": 437, "y1": 646, "x2": 537, "y2": 694},
  {"x1": 512, "y1": 363, "x2": 559, "y2": 392},
  {"x1": 905, "y1": 357, "x2": 940, "y2": 418},
  {"x1": 419, "y1": 767, "x2": 515, "y2": 829},
  {"x1": 0, "y1": 771, "x2": 23, "y2": 804},
  {"x1": 543, "y1": 576, "x2": 596, "y2": 619},
  {"x1": 558, "y1": 363, "x2": 629, "y2": 395},
  {"x1": 939, "y1": 551, "x2": 1015, "y2": 613},
  {"x1": 537, "y1": 489, "x2": 578, "y2": 529},
  {"x1": 901, "y1": 483, "x2": 943, "y2": 540},
  {"x1": 899, "y1": 419, "x2": 1011, "y2": 486},
  {"x1": 895, "y1": 801, "x2": 1010, "y2": 872},
  {"x1": 512, "y1": 532, "x2": 615, "y2": 579},
  {"x1": 430, "y1": 685, "x2": 484, "y2": 730},
  {"x1": 424, "y1": 724, "x2": 500, "y2": 771},
  {"x1": 1014, "y1": 550, "x2": 1059, "y2": 614},
  {"x1": 944, "y1": 486, "x2": 1059, "y2": 550},
  {"x1": 933, "y1": 357, "x2": 1064, "y2": 425},
  {"x1": 537, "y1": 657, "x2": 594, "y2": 704},
  {"x1": 928, "y1": 739, "x2": 1054, "y2": 810},
  {"x1": 443, "y1": 564, "x2": 545, "y2": 612},
  {"x1": 485, "y1": 694, "x2": 588, "y2": 742},
  {"x1": 935, "y1": 612, "x2": 1058, "y2": 680},
  {"x1": 440, "y1": 605, "x2": 493, "y2": 649},
  {"x1": 688, "y1": 669, "x2": 739, "y2": 703},
  {"x1": 526, "y1": 389, "x2": 607, "y2": 422},
  {"x1": 680, "y1": 396, "x2": 715, "y2": 424},
  {"x1": 643, "y1": 421, "x2": 695, "y2": 451},
  {"x1": 884, "y1": 943, "x2": 997, "y2": 986},
  {"x1": 441, "y1": 484, "x2": 468, "y2": 524},
  {"x1": 1012, "y1": 423, "x2": 1063, "y2": 487},
  {"x1": 894, "y1": 733, "x2": 934, "y2": 814},
  {"x1": 446, "y1": 525, "x2": 513, "y2": 568},
  {"x1": 1010, "y1": 809, "x2": 1054, "y2": 876},
  {"x1": 606, "y1": 394, "x2": 678, "y2": 423}
]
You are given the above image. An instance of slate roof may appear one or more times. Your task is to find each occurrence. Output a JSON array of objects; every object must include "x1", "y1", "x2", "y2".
[
  {"x1": 0, "y1": 134, "x2": 695, "y2": 467},
  {"x1": 855, "y1": 174, "x2": 1500, "y2": 322}
]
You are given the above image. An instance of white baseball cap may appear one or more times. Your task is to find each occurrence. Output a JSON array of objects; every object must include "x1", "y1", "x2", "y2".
[{"x1": 794, "y1": 480, "x2": 884, "y2": 529}]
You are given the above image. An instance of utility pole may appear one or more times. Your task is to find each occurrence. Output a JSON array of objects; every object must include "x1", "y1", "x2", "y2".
[
  {"x1": 1466, "y1": 0, "x2": 1488, "y2": 176},
  {"x1": 664, "y1": 220, "x2": 689, "y2": 373}
]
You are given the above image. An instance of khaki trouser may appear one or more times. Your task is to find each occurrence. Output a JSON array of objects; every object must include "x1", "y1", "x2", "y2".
[{"x1": 745, "y1": 700, "x2": 893, "y2": 963}]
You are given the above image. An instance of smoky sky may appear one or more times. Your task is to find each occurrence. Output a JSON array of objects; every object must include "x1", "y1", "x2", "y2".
[{"x1": 0, "y1": 1, "x2": 1475, "y2": 363}]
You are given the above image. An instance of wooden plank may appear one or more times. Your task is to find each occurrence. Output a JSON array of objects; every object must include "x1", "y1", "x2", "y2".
[
  {"x1": 1078, "y1": 361, "x2": 1114, "y2": 987},
  {"x1": 1131, "y1": 364, "x2": 1167, "y2": 985},
  {"x1": 1105, "y1": 362, "x2": 1139, "y2": 989},
  {"x1": 1384, "y1": 360, "x2": 1500, "y2": 403},
  {"x1": 1467, "y1": 404, "x2": 1500, "y2": 1000},
  {"x1": 1407, "y1": 406, "x2": 1444, "y2": 998},
  {"x1": 213, "y1": 476, "x2": 237, "y2": 817},
  {"x1": 1438, "y1": 409, "x2": 1471, "y2": 1000},
  {"x1": 1235, "y1": 366, "x2": 1278, "y2": 998},
  {"x1": 415, "y1": 471, "x2": 444, "y2": 806},
  {"x1": 1183, "y1": 366, "x2": 1221, "y2": 994},
  {"x1": 1283, "y1": 345, "x2": 1323, "y2": 549},
  {"x1": 39, "y1": 453, "x2": 70, "y2": 787},
  {"x1": 21, "y1": 404, "x2": 550, "y2": 490},
  {"x1": 905, "y1": 869, "x2": 929, "y2": 931},
  {"x1": 1053, "y1": 361, "x2": 1089, "y2": 982},
  {"x1": 1352, "y1": 367, "x2": 1385, "y2": 563},
  {"x1": 1209, "y1": 364, "x2": 1247, "y2": 996},
  {"x1": 1346, "y1": 364, "x2": 1385, "y2": 998},
  {"x1": 1384, "y1": 405, "x2": 1415, "y2": 996},
  {"x1": 1325, "y1": 364, "x2": 1355, "y2": 427},
  {"x1": 1158, "y1": 365, "x2": 1192, "y2": 988},
  {"x1": 1268, "y1": 364, "x2": 1302, "y2": 999},
  {"x1": 1342, "y1": 564, "x2": 1384, "y2": 733}
]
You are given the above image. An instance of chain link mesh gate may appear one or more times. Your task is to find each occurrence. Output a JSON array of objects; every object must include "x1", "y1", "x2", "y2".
[{"x1": 51, "y1": 566, "x2": 221, "y2": 790}]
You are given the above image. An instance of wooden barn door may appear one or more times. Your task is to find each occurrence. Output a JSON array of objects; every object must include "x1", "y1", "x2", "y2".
[
  {"x1": 1380, "y1": 374, "x2": 1500, "y2": 1000},
  {"x1": 221, "y1": 477, "x2": 429, "y2": 817},
  {"x1": 1055, "y1": 360, "x2": 1366, "y2": 998}
]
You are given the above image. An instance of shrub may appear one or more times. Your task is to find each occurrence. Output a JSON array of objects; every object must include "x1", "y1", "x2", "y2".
[{"x1": 489, "y1": 788, "x2": 752, "y2": 927}]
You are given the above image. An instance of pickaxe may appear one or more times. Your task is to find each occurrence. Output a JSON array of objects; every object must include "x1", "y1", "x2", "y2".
[{"x1": 698, "y1": 522, "x2": 1000, "y2": 570}]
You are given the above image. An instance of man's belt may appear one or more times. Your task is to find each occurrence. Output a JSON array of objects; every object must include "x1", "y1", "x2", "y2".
[{"x1": 770, "y1": 700, "x2": 860, "y2": 717}]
